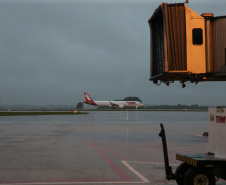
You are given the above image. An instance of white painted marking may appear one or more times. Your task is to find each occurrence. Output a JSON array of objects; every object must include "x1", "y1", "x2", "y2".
[
  {"x1": 121, "y1": 160, "x2": 149, "y2": 183},
  {"x1": 3, "y1": 160, "x2": 152, "y2": 185},
  {"x1": 125, "y1": 160, "x2": 178, "y2": 166}
]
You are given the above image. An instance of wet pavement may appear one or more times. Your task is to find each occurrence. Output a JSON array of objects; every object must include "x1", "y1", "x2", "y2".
[{"x1": 0, "y1": 111, "x2": 225, "y2": 185}]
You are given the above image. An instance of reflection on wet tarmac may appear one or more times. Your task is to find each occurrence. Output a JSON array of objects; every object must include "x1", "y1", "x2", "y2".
[{"x1": 0, "y1": 111, "x2": 225, "y2": 184}]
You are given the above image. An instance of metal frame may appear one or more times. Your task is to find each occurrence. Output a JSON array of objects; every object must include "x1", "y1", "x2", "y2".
[{"x1": 159, "y1": 123, "x2": 226, "y2": 182}]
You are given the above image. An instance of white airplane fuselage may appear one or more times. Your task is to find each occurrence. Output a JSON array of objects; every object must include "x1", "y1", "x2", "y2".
[
  {"x1": 83, "y1": 93, "x2": 143, "y2": 109},
  {"x1": 94, "y1": 101, "x2": 143, "y2": 108}
]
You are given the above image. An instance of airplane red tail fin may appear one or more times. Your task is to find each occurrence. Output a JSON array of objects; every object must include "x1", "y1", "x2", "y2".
[{"x1": 83, "y1": 93, "x2": 97, "y2": 106}]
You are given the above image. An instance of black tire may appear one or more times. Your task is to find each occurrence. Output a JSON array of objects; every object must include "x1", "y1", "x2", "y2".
[
  {"x1": 184, "y1": 168, "x2": 216, "y2": 185},
  {"x1": 175, "y1": 163, "x2": 191, "y2": 185}
]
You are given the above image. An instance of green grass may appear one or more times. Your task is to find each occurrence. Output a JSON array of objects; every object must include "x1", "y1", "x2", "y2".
[{"x1": 0, "y1": 111, "x2": 89, "y2": 116}]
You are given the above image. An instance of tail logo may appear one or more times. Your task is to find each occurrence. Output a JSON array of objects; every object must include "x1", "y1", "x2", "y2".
[
  {"x1": 85, "y1": 94, "x2": 92, "y2": 101},
  {"x1": 126, "y1": 102, "x2": 136, "y2": 105}
]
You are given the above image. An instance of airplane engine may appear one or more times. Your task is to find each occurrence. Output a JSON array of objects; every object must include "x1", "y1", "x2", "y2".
[{"x1": 119, "y1": 105, "x2": 124, "y2": 108}]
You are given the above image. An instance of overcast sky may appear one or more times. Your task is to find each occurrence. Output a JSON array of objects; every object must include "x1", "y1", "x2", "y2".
[{"x1": 0, "y1": 0, "x2": 226, "y2": 106}]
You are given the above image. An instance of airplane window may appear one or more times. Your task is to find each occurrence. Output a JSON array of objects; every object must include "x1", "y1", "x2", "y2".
[{"x1": 192, "y1": 28, "x2": 203, "y2": 45}]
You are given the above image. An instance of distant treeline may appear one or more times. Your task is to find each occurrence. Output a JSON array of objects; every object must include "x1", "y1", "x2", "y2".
[
  {"x1": 0, "y1": 104, "x2": 77, "y2": 111},
  {"x1": 1, "y1": 104, "x2": 224, "y2": 111},
  {"x1": 144, "y1": 104, "x2": 210, "y2": 110},
  {"x1": 96, "y1": 104, "x2": 214, "y2": 110}
]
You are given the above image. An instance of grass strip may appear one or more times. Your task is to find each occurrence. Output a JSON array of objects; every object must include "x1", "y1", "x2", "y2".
[{"x1": 0, "y1": 111, "x2": 88, "y2": 116}]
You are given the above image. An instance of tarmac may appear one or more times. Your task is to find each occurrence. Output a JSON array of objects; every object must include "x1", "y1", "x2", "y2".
[{"x1": 0, "y1": 111, "x2": 225, "y2": 185}]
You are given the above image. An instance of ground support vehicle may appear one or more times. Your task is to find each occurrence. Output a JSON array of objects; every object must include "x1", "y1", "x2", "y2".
[{"x1": 159, "y1": 109, "x2": 226, "y2": 185}]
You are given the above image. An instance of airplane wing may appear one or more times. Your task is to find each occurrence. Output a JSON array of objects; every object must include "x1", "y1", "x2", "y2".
[{"x1": 110, "y1": 101, "x2": 124, "y2": 109}]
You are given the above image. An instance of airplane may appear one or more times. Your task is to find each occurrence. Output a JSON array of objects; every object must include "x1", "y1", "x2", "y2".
[{"x1": 83, "y1": 93, "x2": 143, "y2": 109}]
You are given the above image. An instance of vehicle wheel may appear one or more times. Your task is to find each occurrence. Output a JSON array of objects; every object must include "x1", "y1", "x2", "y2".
[
  {"x1": 175, "y1": 163, "x2": 191, "y2": 185},
  {"x1": 184, "y1": 168, "x2": 216, "y2": 185}
]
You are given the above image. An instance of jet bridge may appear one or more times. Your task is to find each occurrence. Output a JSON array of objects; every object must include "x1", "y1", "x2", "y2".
[
  {"x1": 149, "y1": 3, "x2": 226, "y2": 184},
  {"x1": 148, "y1": 3, "x2": 226, "y2": 87}
]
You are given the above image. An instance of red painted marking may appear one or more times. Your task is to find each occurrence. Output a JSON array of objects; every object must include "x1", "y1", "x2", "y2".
[
  {"x1": 100, "y1": 141, "x2": 122, "y2": 160},
  {"x1": 90, "y1": 141, "x2": 131, "y2": 181},
  {"x1": 0, "y1": 141, "x2": 131, "y2": 184}
]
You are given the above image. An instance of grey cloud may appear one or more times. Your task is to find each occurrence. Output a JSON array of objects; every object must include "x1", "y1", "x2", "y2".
[{"x1": 0, "y1": 0, "x2": 225, "y2": 106}]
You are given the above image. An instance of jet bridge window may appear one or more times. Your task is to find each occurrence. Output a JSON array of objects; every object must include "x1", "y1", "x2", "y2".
[{"x1": 192, "y1": 28, "x2": 203, "y2": 45}]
